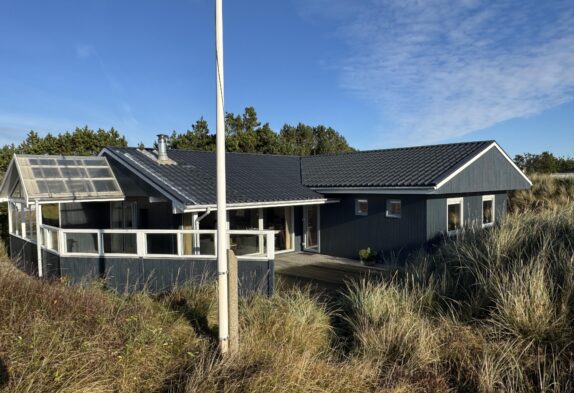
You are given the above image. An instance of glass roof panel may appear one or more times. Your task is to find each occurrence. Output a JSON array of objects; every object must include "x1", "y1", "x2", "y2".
[{"x1": 15, "y1": 155, "x2": 124, "y2": 202}]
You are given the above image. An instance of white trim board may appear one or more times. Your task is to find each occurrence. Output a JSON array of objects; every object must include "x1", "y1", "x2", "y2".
[
  {"x1": 183, "y1": 198, "x2": 335, "y2": 213},
  {"x1": 100, "y1": 148, "x2": 188, "y2": 212}
]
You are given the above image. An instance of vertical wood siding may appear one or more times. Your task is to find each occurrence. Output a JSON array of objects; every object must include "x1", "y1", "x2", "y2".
[
  {"x1": 426, "y1": 191, "x2": 508, "y2": 241},
  {"x1": 8, "y1": 236, "x2": 273, "y2": 296},
  {"x1": 435, "y1": 148, "x2": 530, "y2": 194},
  {"x1": 319, "y1": 194, "x2": 427, "y2": 259}
]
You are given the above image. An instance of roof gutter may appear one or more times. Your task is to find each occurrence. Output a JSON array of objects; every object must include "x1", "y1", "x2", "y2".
[
  {"x1": 182, "y1": 197, "x2": 335, "y2": 213},
  {"x1": 311, "y1": 186, "x2": 437, "y2": 195}
]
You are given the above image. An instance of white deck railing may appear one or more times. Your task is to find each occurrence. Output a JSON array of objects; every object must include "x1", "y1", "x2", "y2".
[{"x1": 40, "y1": 225, "x2": 275, "y2": 261}]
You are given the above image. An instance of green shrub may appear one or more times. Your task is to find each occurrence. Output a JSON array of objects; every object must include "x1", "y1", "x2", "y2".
[{"x1": 358, "y1": 247, "x2": 376, "y2": 263}]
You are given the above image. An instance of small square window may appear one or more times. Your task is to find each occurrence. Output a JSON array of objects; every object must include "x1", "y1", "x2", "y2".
[
  {"x1": 447, "y1": 198, "x2": 464, "y2": 235},
  {"x1": 386, "y1": 200, "x2": 401, "y2": 218},
  {"x1": 355, "y1": 199, "x2": 368, "y2": 216},
  {"x1": 482, "y1": 195, "x2": 495, "y2": 227}
]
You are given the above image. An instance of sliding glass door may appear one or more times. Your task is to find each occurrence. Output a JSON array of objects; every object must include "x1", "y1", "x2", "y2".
[{"x1": 263, "y1": 206, "x2": 293, "y2": 253}]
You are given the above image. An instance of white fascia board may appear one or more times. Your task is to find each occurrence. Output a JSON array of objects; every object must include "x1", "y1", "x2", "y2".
[
  {"x1": 311, "y1": 187, "x2": 436, "y2": 195},
  {"x1": 434, "y1": 142, "x2": 532, "y2": 190},
  {"x1": 182, "y1": 198, "x2": 334, "y2": 213},
  {"x1": 101, "y1": 148, "x2": 189, "y2": 212},
  {"x1": 12, "y1": 156, "x2": 30, "y2": 205},
  {"x1": 36, "y1": 197, "x2": 126, "y2": 205},
  {"x1": 492, "y1": 143, "x2": 533, "y2": 186},
  {"x1": 0, "y1": 158, "x2": 15, "y2": 199}
]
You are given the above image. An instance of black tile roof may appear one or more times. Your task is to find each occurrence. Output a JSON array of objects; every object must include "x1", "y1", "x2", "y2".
[
  {"x1": 300, "y1": 140, "x2": 494, "y2": 188},
  {"x1": 106, "y1": 140, "x2": 496, "y2": 206},
  {"x1": 106, "y1": 147, "x2": 324, "y2": 205}
]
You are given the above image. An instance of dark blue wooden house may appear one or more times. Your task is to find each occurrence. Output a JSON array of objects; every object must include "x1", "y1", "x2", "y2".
[{"x1": 0, "y1": 139, "x2": 531, "y2": 290}]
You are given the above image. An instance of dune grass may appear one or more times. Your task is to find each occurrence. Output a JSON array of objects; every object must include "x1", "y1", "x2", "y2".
[
  {"x1": 0, "y1": 174, "x2": 573, "y2": 392},
  {"x1": 509, "y1": 173, "x2": 574, "y2": 212}
]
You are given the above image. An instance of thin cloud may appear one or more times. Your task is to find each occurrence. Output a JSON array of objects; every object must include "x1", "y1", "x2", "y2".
[
  {"x1": 0, "y1": 113, "x2": 80, "y2": 145},
  {"x1": 299, "y1": 0, "x2": 574, "y2": 145},
  {"x1": 76, "y1": 43, "x2": 96, "y2": 60}
]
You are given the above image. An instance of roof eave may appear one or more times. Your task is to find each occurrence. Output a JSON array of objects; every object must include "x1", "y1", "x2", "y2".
[
  {"x1": 310, "y1": 186, "x2": 437, "y2": 195},
  {"x1": 181, "y1": 197, "x2": 335, "y2": 213}
]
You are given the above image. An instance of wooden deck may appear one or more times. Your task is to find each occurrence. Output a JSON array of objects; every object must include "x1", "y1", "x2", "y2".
[{"x1": 275, "y1": 252, "x2": 397, "y2": 290}]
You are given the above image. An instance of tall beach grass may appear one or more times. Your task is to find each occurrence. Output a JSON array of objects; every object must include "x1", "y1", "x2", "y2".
[{"x1": 0, "y1": 174, "x2": 572, "y2": 392}]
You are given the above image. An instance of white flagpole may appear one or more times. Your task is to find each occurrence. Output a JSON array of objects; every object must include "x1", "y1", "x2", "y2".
[{"x1": 215, "y1": 0, "x2": 229, "y2": 354}]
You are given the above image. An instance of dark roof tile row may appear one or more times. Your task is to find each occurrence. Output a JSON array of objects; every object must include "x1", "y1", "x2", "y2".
[{"x1": 106, "y1": 140, "x2": 495, "y2": 206}]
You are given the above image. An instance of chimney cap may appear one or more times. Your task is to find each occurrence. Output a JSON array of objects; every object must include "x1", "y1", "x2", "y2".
[{"x1": 156, "y1": 134, "x2": 169, "y2": 162}]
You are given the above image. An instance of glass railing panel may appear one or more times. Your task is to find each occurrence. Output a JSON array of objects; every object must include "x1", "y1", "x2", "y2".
[
  {"x1": 65, "y1": 232, "x2": 98, "y2": 254},
  {"x1": 229, "y1": 233, "x2": 266, "y2": 257},
  {"x1": 103, "y1": 233, "x2": 137, "y2": 254},
  {"x1": 51, "y1": 230, "x2": 59, "y2": 252},
  {"x1": 146, "y1": 233, "x2": 178, "y2": 255},
  {"x1": 181, "y1": 233, "x2": 216, "y2": 256}
]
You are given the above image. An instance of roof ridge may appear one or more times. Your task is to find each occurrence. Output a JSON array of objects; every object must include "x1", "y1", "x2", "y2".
[
  {"x1": 110, "y1": 140, "x2": 495, "y2": 160},
  {"x1": 122, "y1": 146, "x2": 303, "y2": 159},
  {"x1": 302, "y1": 140, "x2": 495, "y2": 158}
]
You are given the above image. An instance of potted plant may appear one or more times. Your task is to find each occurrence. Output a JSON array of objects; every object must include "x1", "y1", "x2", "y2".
[{"x1": 358, "y1": 247, "x2": 376, "y2": 266}]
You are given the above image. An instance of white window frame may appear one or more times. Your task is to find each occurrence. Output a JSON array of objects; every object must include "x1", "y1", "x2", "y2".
[
  {"x1": 482, "y1": 195, "x2": 495, "y2": 228},
  {"x1": 446, "y1": 197, "x2": 464, "y2": 236},
  {"x1": 355, "y1": 199, "x2": 368, "y2": 216},
  {"x1": 386, "y1": 199, "x2": 402, "y2": 219}
]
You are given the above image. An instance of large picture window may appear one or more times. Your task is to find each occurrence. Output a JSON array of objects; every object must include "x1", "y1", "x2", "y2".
[
  {"x1": 447, "y1": 198, "x2": 463, "y2": 235},
  {"x1": 482, "y1": 195, "x2": 495, "y2": 227}
]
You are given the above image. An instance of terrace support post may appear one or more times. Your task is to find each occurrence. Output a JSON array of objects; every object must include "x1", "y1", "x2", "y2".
[
  {"x1": 35, "y1": 200, "x2": 43, "y2": 278},
  {"x1": 20, "y1": 204, "x2": 26, "y2": 238},
  {"x1": 215, "y1": 0, "x2": 229, "y2": 355},
  {"x1": 7, "y1": 201, "x2": 12, "y2": 236},
  {"x1": 227, "y1": 249, "x2": 239, "y2": 353}
]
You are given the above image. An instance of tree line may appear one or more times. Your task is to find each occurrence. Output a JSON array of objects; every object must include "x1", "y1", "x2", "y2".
[
  {"x1": 0, "y1": 107, "x2": 354, "y2": 175},
  {"x1": 167, "y1": 107, "x2": 354, "y2": 156},
  {"x1": 0, "y1": 127, "x2": 128, "y2": 173},
  {"x1": 514, "y1": 152, "x2": 574, "y2": 174}
]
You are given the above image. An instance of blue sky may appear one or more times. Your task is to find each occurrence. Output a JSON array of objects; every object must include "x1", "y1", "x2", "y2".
[{"x1": 0, "y1": 0, "x2": 572, "y2": 157}]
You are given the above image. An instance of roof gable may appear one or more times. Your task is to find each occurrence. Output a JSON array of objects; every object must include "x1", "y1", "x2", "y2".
[
  {"x1": 103, "y1": 147, "x2": 324, "y2": 207},
  {"x1": 0, "y1": 155, "x2": 124, "y2": 204},
  {"x1": 434, "y1": 143, "x2": 532, "y2": 194}
]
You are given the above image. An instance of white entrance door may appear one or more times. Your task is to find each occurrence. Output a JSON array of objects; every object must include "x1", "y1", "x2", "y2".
[{"x1": 303, "y1": 205, "x2": 319, "y2": 252}]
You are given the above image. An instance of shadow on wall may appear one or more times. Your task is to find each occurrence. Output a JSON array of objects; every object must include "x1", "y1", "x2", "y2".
[{"x1": 0, "y1": 357, "x2": 9, "y2": 388}]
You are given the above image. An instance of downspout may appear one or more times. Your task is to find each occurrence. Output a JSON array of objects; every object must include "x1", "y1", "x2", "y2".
[{"x1": 195, "y1": 208, "x2": 212, "y2": 227}]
